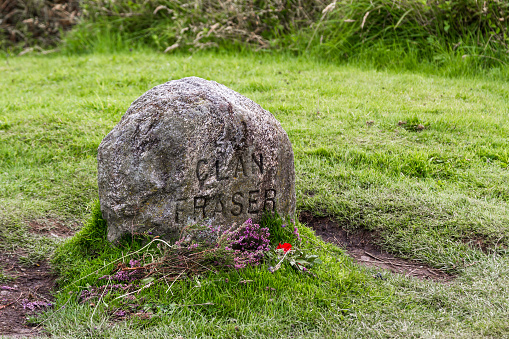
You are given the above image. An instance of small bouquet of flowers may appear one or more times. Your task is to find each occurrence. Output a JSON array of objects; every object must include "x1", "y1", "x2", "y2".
[{"x1": 268, "y1": 242, "x2": 322, "y2": 273}]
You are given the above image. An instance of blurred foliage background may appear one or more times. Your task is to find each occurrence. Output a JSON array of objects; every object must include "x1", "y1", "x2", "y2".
[{"x1": 2, "y1": 0, "x2": 509, "y2": 70}]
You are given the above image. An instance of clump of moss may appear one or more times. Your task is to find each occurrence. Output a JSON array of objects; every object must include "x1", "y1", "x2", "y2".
[{"x1": 51, "y1": 200, "x2": 114, "y2": 285}]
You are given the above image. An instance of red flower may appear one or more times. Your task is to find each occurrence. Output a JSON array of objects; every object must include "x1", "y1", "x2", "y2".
[{"x1": 276, "y1": 243, "x2": 292, "y2": 253}]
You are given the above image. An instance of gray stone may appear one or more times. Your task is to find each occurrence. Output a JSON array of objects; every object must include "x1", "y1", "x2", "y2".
[{"x1": 98, "y1": 77, "x2": 296, "y2": 242}]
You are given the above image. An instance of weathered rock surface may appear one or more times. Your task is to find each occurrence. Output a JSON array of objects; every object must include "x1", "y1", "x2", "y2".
[{"x1": 98, "y1": 77, "x2": 296, "y2": 242}]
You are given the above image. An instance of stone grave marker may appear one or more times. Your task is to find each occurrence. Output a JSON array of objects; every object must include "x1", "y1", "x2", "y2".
[{"x1": 98, "y1": 77, "x2": 295, "y2": 242}]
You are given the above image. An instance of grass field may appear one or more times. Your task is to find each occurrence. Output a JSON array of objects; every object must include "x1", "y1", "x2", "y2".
[{"x1": 1, "y1": 51, "x2": 509, "y2": 337}]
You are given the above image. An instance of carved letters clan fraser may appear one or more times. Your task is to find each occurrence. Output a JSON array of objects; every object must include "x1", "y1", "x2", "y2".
[
  {"x1": 178, "y1": 152, "x2": 275, "y2": 223},
  {"x1": 98, "y1": 77, "x2": 296, "y2": 242}
]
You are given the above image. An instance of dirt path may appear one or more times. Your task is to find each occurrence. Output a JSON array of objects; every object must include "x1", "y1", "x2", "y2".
[
  {"x1": 0, "y1": 254, "x2": 56, "y2": 337},
  {"x1": 299, "y1": 211, "x2": 453, "y2": 281},
  {"x1": 0, "y1": 218, "x2": 78, "y2": 337}
]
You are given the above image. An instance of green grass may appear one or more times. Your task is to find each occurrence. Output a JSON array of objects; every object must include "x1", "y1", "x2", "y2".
[
  {"x1": 1, "y1": 51, "x2": 509, "y2": 337},
  {"x1": 46, "y1": 202, "x2": 362, "y2": 338},
  {"x1": 53, "y1": 0, "x2": 509, "y2": 79}
]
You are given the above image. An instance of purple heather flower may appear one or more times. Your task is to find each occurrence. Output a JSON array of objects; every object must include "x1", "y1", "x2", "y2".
[
  {"x1": 113, "y1": 270, "x2": 130, "y2": 282},
  {"x1": 21, "y1": 299, "x2": 52, "y2": 311},
  {"x1": 79, "y1": 284, "x2": 132, "y2": 303},
  {"x1": 293, "y1": 226, "x2": 302, "y2": 241},
  {"x1": 282, "y1": 224, "x2": 286, "y2": 228},
  {"x1": 208, "y1": 219, "x2": 272, "y2": 270},
  {"x1": 114, "y1": 310, "x2": 127, "y2": 317},
  {"x1": 129, "y1": 259, "x2": 140, "y2": 268}
]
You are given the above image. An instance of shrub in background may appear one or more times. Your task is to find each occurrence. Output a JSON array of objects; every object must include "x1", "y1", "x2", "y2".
[
  {"x1": 0, "y1": 0, "x2": 80, "y2": 50},
  {"x1": 2, "y1": 1, "x2": 509, "y2": 71},
  {"x1": 64, "y1": 0, "x2": 327, "y2": 53},
  {"x1": 304, "y1": 0, "x2": 509, "y2": 67}
]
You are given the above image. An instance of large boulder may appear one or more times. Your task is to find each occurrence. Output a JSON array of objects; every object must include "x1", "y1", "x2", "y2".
[{"x1": 98, "y1": 77, "x2": 295, "y2": 242}]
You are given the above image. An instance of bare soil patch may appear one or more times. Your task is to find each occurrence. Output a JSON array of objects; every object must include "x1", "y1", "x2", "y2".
[
  {"x1": 28, "y1": 218, "x2": 79, "y2": 238},
  {"x1": 0, "y1": 218, "x2": 77, "y2": 337},
  {"x1": 299, "y1": 212, "x2": 453, "y2": 282},
  {"x1": 0, "y1": 254, "x2": 56, "y2": 337}
]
